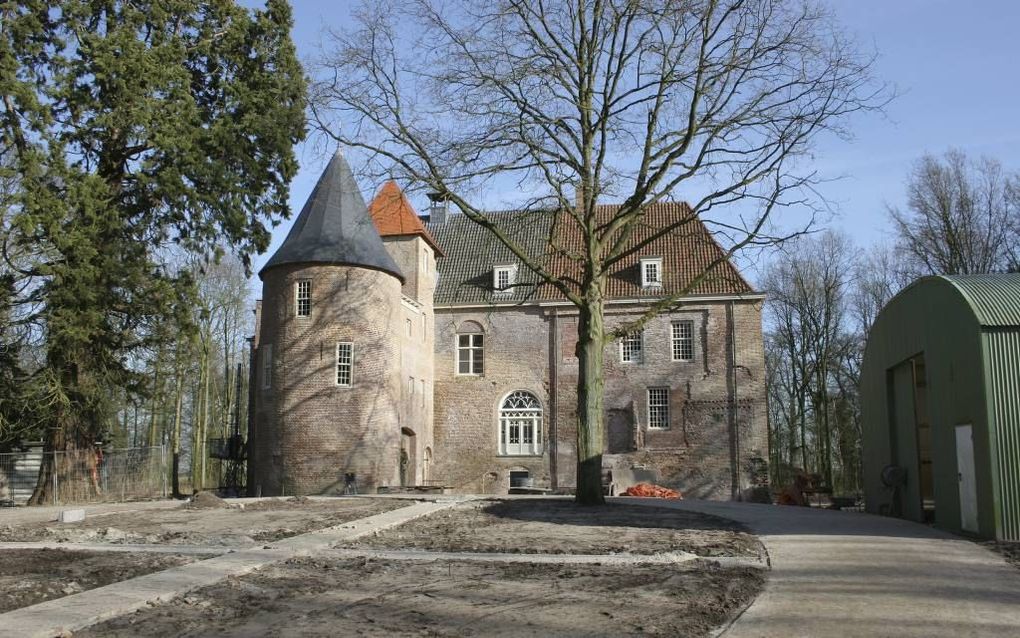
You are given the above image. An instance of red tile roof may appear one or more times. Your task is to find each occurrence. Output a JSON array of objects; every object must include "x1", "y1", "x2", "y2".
[
  {"x1": 538, "y1": 202, "x2": 755, "y2": 299},
  {"x1": 368, "y1": 180, "x2": 444, "y2": 255}
]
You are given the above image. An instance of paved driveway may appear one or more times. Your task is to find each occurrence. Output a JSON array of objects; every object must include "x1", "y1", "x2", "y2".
[{"x1": 619, "y1": 498, "x2": 1020, "y2": 637}]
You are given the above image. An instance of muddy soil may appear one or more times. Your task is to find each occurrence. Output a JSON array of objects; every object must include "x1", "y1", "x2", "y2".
[
  {"x1": 0, "y1": 549, "x2": 196, "y2": 613},
  {"x1": 0, "y1": 497, "x2": 406, "y2": 547},
  {"x1": 350, "y1": 499, "x2": 763, "y2": 558},
  {"x1": 982, "y1": 540, "x2": 1020, "y2": 569},
  {"x1": 79, "y1": 555, "x2": 765, "y2": 638}
]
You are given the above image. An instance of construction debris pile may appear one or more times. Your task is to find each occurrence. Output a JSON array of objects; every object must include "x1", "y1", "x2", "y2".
[{"x1": 621, "y1": 483, "x2": 682, "y2": 499}]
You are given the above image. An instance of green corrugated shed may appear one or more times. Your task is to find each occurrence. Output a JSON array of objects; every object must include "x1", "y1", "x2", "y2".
[{"x1": 861, "y1": 274, "x2": 1020, "y2": 541}]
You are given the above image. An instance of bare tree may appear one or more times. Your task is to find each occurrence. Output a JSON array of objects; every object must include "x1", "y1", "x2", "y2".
[
  {"x1": 889, "y1": 149, "x2": 1020, "y2": 276},
  {"x1": 313, "y1": 0, "x2": 886, "y2": 503}
]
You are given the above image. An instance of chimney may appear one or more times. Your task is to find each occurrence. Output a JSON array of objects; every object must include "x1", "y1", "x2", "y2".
[{"x1": 426, "y1": 191, "x2": 450, "y2": 224}]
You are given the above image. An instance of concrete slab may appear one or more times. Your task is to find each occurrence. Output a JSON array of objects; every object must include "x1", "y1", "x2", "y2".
[
  {"x1": 0, "y1": 499, "x2": 461, "y2": 638},
  {"x1": 56, "y1": 509, "x2": 85, "y2": 523},
  {"x1": 619, "y1": 498, "x2": 1020, "y2": 638}
]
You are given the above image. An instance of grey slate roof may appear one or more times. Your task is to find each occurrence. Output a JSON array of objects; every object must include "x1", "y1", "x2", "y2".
[
  {"x1": 426, "y1": 209, "x2": 557, "y2": 305},
  {"x1": 260, "y1": 152, "x2": 404, "y2": 281}
]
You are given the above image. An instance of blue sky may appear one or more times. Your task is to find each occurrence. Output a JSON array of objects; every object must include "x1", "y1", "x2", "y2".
[{"x1": 250, "y1": 0, "x2": 1020, "y2": 284}]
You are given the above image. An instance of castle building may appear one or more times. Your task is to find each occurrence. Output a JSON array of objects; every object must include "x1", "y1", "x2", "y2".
[{"x1": 248, "y1": 152, "x2": 768, "y2": 499}]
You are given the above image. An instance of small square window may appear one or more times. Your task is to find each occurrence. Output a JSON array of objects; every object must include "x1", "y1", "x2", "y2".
[
  {"x1": 296, "y1": 280, "x2": 311, "y2": 317},
  {"x1": 648, "y1": 387, "x2": 669, "y2": 429},
  {"x1": 620, "y1": 330, "x2": 643, "y2": 363},
  {"x1": 640, "y1": 258, "x2": 663, "y2": 288},
  {"x1": 493, "y1": 265, "x2": 517, "y2": 293}
]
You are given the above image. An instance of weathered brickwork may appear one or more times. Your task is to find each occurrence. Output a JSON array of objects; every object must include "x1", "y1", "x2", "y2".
[
  {"x1": 432, "y1": 299, "x2": 768, "y2": 499},
  {"x1": 248, "y1": 156, "x2": 768, "y2": 499},
  {"x1": 249, "y1": 264, "x2": 403, "y2": 495}
]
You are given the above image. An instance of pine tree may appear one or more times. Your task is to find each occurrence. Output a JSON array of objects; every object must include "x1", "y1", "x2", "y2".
[{"x1": 0, "y1": 1, "x2": 306, "y2": 502}]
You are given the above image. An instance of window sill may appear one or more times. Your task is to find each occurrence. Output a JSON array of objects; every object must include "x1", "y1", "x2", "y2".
[{"x1": 497, "y1": 452, "x2": 544, "y2": 458}]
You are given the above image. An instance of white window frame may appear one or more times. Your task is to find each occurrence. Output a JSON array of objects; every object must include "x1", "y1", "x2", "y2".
[
  {"x1": 498, "y1": 391, "x2": 543, "y2": 456},
  {"x1": 336, "y1": 342, "x2": 353, "y2": 387},
  {"x1": 493, "y1": 264, "x2": 517, "y2": 294},
  {"x1": 671, "y1": 319, "x2": 695, "y2": 362},
  {"x1": 456, "y1": 333, "x2": 484, "y2": 376},
  {"x1": 261, "y1": 344, "x2": 273, "y2": 390},
  {"x1": 619, "y1": 330, "x2": 644, "y2": 363},
  {"x1": 648, "y1": 387, "x2": 669, "y2": 429},
  {"x1": 640, "y1": 257, "x2": 663, "y2": 288},
  {"x1": 295, "y1": 280, "x2": 311, "y2": 317}
]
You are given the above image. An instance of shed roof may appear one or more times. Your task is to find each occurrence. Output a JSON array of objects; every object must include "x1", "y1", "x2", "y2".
[
  {"x1": 260, "y1": 152, "x2": 404, "y2": 282},
  {"x1": 940, "y1": 274, "x2": 1020, "y2": 327}
]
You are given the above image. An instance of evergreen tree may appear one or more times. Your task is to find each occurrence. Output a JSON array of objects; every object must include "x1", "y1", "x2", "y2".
[{"x1": 0, "y1": 1, "x2": 306, "y2": 502}]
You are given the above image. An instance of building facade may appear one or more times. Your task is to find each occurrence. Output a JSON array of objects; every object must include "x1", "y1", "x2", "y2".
[{"x1": 248, "y1": 153, "x2": 769, "y2": 499}]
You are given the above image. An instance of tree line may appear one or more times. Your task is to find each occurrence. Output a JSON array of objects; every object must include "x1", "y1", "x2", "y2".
[
  {"x1": 0, "y1": 1, "x2": 306, "y2": 501},
  {"x1": 763, "y1": 149, "x2": 1020, "y2": 495}
]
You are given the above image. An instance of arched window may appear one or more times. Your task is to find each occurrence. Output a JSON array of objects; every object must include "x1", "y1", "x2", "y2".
[{"x1": 499, "y1": 391, "x2": 543, "y2": 456}]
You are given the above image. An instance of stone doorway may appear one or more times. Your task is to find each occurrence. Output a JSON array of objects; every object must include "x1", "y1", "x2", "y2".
[{"x1": 400, "y1": 428, "x2": 417, "y2": 487}]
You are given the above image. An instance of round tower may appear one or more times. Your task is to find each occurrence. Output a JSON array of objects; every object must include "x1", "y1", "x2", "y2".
[{"x1": 248, "y1": 152, "x2": 405, "y2": 495}]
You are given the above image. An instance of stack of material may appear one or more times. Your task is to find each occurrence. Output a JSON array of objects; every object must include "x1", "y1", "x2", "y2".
[{"x1": 621, "y1": 483, "x2": 682, "y2": 499}]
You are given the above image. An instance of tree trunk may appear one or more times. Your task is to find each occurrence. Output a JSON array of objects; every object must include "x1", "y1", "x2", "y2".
[
  {"x1": 171, "y1": 356, "x2": 185, "y2": 498},
  {"x1": 575, "y1": 299, "x2": 606, "y2": 505}
]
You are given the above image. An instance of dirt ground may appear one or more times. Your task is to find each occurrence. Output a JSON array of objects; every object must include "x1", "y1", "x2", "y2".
[
  {"x1": 982, "y1": 540, "x2": 1020, "y2": 569},
  {"x1": 0, "y1": 549, "x2": 195, "y2": 613},
  {"x1": 78, "y1": 555, "x2": 765, "y2": 638},
  {"x1": 349, "y1": 499, "x2": 764, "y2": 559},
  {"x1": 0, "y1": 496, "x2": 406, "y2": 547}
]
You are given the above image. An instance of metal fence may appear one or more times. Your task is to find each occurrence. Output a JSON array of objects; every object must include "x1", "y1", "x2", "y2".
[{"x1": 0, "y1": 446, "x2": 167, "y2": 506}]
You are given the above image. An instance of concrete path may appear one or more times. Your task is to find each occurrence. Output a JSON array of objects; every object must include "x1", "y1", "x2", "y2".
[
  {"x1": 0, "y1": 499, "x2": 184, "y2": 527},
  {"x1": 0, "y1": 499, "x2": 466, "y2": 638},
  {"x1": 322, "y1": 546, "x2": 765, "y2": 568},
  {"x1": 0, "y1": 541, "x2": 232, "y2": 555},
  {"x1": 620, "y1": 498, "x2": 1020, "y2": 638}
]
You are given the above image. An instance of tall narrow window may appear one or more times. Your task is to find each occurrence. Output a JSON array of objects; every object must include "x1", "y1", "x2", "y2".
[
  {"x1": 671, "y1": 320, "x2": 694, "y2": 361},
  {"x1": 408, "y1": 376, "x2": 415, "y2": 398},
  {"x1": 499, "y1": 391, "x2": 543, "y2": 456},
  {"x1": 296, "y1": 280, "x2": 311, "y2": 317},
  {"x1": 648, "y1": 387, "x2": 669, "y2": 429},
  {"x1": 620, "y1": 330, "x2": 643, "y2": 363},
  {"x1": 421, "y1": 314, "x2": 427, "y2": 343},
  {"x1": 406, "y1": 318, "x2": 412, "y2": 338},
  {"x1": 640, "y1": 257, "x2": 663, "y2": 288},
  {"x1": 336, "y1": 342, "x2": 353, "y2": 387},
  {"x1": 420, "y1": 379, "x2": 426, "y2": 407},
  {"x1": 261, "y1": 344, "x2": 273, "y2": 390},
  {"x1": 456, "y1": 334, "x2": 484, "y2": 375}
]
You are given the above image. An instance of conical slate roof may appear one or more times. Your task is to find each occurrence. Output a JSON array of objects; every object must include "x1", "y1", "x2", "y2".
[{"x1": 260, "y1": 152, "x2": 404, "y2": 281}]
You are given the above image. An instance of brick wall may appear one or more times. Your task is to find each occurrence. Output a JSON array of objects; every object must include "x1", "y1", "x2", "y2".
[
  {"x1": 433, "y1": 298, "x2": 768, "y2": 500},
  {"x1": 249, "y1": 264, "x2": 404, "y2": 495}
]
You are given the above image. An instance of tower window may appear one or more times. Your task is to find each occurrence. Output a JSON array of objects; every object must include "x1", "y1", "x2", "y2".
[
  {"x1": 336, "y1": 342, "x2": 353, "y2": 387},
  {"x1": 261, "y1": 344, "x2": 273, "y2": 390},
  {"x1": 640, "y1": 257, "x2": 662, "y2": 288},
  {"x1": 296, "y1": 280, "x2": 311, "y2": 317}
]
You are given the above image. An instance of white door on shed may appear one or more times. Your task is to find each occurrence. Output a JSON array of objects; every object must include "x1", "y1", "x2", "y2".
[{"x1": 955, "y1": 424, "x2": 979, "y2": 533}]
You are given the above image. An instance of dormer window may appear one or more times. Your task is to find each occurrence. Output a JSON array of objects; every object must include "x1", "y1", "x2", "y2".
[
  {"x1": 640, "y1": 257, "x2": 662, "y2": 288},
  {"x1": 493, "y1": 265, "x2": 517, "y2": 293}
]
